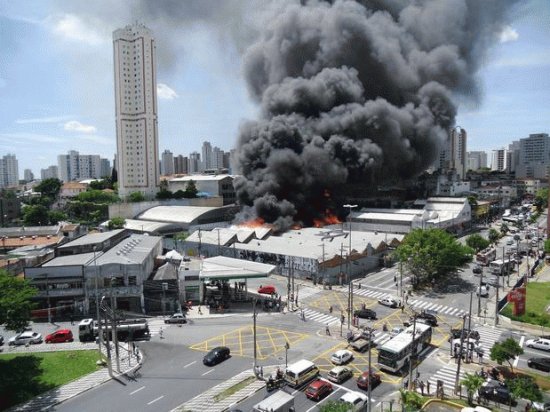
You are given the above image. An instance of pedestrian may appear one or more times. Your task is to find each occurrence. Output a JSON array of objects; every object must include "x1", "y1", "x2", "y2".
[
  {"x1": 393, "y1": 275, "x2": 397, "y2": 283},
  {"x1": 401, "y1": 305, "x2": 404, "y2": 313},
  {"x1": 329, "y1": 305, "x2": 333, "y2": 313},
  {"x1": 70, "y1": 315, "x2": 74, "y2": 325},
  {"x1": 426, "y1": 380, "x2": 431, "y2": 395},
  {"x1": 260, "y1": 366, "x2": 263, "y2": 377},
  {"x1": 159, "y1": 327, "x2": 164, "y2": 339},
  {"x1": 325, "y1": 324, "x2": 331, "y2": 336}
]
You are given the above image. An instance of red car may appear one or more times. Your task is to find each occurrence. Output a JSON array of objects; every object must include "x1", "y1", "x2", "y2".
[
  {"x1": 257, "y1": 285, "x2": 276, "y2": 295},
  {"x1": 45, "y1": 329, "x2": 74, "y2": 343},
  {"x1": 356, "y1": 370, "x2": 381, "y2": 390},
  {"x1": 305, "y1": 379, "x2": 333, "y2": 401}
]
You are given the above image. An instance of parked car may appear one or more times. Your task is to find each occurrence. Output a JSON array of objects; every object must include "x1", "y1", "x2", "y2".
[
  {"x1": 526, "y1": 338, "x2": 550, "y2": 352},
  {"x1": 528, "y1": 357, "x2": 550, "y2": 372},
  {"x1": 478, "y1": 384, "x2": 516, "y2": 406},
  {"x1": 45, "y1": 329, "x2": 74, "y2": 343},
  {"x1": 356, "y1": 370, "x2": 381, "y2": 390},
  {"x1": 390, "y1": 326, "x2": 405, "y2": 337},
  {"x1": 476, "y1": 285, "x2": 489, "y2": 297},
  {"x1": 257, "y1": 285, "x2": 276, "y2": 295},
  {"x1": 378, "y1": 297, "x2": 398, "y2": 308},
  {"x1": 331, "y1": 349, "x2": 353, "y2": 365},
  {"x1": 353, "y1": 309, "x2": 376, "y2": 320},
  {"x1": 203, "y1": 346, "x2": 230, "y2": 366},
  {"x1": 472, "y1": 265, "x2": 482, "y2": 274},
  {"x1": 339, "y1": 391, "x2": 367, "y2": 411},
  {"x1": 327, "y1": 366, "x2": 353, "y2": 383},
  {"x1": 305, "y1": 379, "x2": 333, "y2": 401},
  {"x1": 9, "y1": 331, "x2": 43, "y2": 346},
  {"x1": 164, "y1": 313, "x2": 187, "y2": 324},
  {"x1": 532, "y1": 401, "x2": 550, "y2": 411}
]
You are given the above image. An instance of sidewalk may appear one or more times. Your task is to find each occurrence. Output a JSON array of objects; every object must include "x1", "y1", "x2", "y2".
[{"x1": 8, "y1": 343, "x2": 142, "y2": 412}]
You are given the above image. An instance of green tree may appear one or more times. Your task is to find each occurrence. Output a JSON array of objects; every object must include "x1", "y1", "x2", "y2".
[
  {"x1": 47, "y1": 210, "x2": 67, "y2": 224},
  {"x1": 398, "y1": 389, "x2": 424, "y2": 411},
  {"x1": 490, "y1": 338, "x2": 524, "y2": 371},
  {"x1": 173, "y1": 189, "x2": 185, "y2": 199},
  {"x1": 156, "y1": 188, "x2": 173, "y2": 200},
  {"x1": 34, "y1": 178, "x2": 62, "y2": 199},
  {"x1": 107, "y1": 217, "x2": 126, "y2": 230},
  {"x1": 319, "y1": 400, "x2": 350, "y2": 412},
  {"x1": 0, "y1": 270, "x2": 37, "y2": 331},
  {"x1": 394, "y1": 229, "x2": 473, "y2": 287},
  {"x1": 174, "y1": 231, "x2": 189, "y2": 241},
  {"x1": 184, "y1": 180, "x2": 198, "y2": 198},
  {"x1": 465, "y1": 234, "x2": 490, "y2": 253},
  {"x1": 544, "y1": 239, "x2": 550, "y2": 254},
  {"x1": 500, "y1": 223, "x2": 509, "y2": 235},
  {"x1": 534, "y1": 188, "x2": 548, "y2": 211},
  {"x1": 488, "y1": 228, "x2": 500, "y2": 244},
  {"x1": 467, "y1": 195, "x2": 478, "y2": 207},
  {"x1": 506, "y1": 376, "x2": 542, "y2": 402},
  {"x1": 22, "y1": 204, "x2": 49, "y2": 226},
  {"x1": 76, "y1": 190, "x2": 119, "y2": 204},
  {"x1": 461, "y1": 373, "x2": 485, "y2": 405},
  {"x1": 128, "y1": 192, "x2": 145, "y2": 202}
]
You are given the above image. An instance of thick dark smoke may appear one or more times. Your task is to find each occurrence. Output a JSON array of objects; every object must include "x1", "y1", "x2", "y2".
[{"x1": 234, "y1": 0, "x2": 517, "y2": 230}]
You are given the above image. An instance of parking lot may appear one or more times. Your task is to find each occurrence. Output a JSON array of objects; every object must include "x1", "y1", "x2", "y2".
[{"x1": 189, "y1": 325, "x2": 309, "y2": 360}]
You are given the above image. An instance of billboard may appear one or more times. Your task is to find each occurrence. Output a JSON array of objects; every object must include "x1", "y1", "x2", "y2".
[{"x1": 507, "y1": 287, "x2": 526, "y2": 316}]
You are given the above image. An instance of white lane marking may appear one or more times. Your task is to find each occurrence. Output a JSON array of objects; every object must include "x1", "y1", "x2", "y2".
[
  {"x1": 184, "y1": 361, "x2": 196, "y2": 368},
  {"x1": 426, "y1": 348, "x2": 439, "y2": 359},
  {"x1": 130, "y1": 386, "x2": 145, "y2": 395},
  {"x1": 202, "y1": 369, "x2": 215, "y2": 376},
  {"x1": 147, "y1": 395, "x2": 164, "y2": 405},
  {"x1": 513, "y1": 335, "x2": 525, "y2": 368}
]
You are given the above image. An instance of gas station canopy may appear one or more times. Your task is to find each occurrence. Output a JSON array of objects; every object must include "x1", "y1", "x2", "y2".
[{"x1": 199, "y1": 256, "x2": 276, "y2": 282}]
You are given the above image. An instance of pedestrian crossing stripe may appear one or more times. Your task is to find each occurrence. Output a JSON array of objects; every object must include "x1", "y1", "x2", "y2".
[
  {"x1": 298, "y1": 308, "x2": 340, "y2": 325},
  {"x1": 423, "y1": 365, "x2": 465, "y2": 393}
]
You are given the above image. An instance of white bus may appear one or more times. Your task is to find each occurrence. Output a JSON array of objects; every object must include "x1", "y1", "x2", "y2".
[
  {"x1": 284, "y1": 359, "x2": 319, "y2": 387},
  {"x1": 377, "y1": 323, "x2": 432, "y2": 373},
  {"x1": 489, "y1": 259, "x2": 512, "y2": 276}
]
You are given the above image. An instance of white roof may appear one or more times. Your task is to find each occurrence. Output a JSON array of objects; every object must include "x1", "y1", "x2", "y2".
[
  {"x1": 137, "y1": 206, "x2": 220, "y2": 224},
  {"x1": 170, "y1": 174, "x2": 232, "y2": 182},
  {"x1": 379, "y1": 323, "x2": 431, "y2": 353},
  {"x1": 124, "y1": 219, "x2": 183, "y2": 233},
  {"x1": 200, "y1": 256, "x2": 276, "y2": 280},
  {"x1": 58, "y1": 229, "x2": 126, "y2": 248},
  {"x1": 356, "y1": 212, "x2": 420, "y2": 223},
  {"x1": 94, "y1": 234, "x2": 161, "y2": 265}
]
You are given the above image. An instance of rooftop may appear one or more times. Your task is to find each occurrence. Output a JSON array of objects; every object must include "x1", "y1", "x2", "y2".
[
  {"x1": 200, "y1": 256, "x2": 276, "y2": 280},
  {"x1": 57, "y1": 229, "x2": 126, "y2": 249},
  {"x1": 170, "y1": 174, "x2": 233, "y2": 182},
  {"x1": 137, "y1": 206, "x2": 220, "y2": 224},
  {"x1": 43, "y1": 252, "x2": 97, "y2": 267},
  {"x1": 94, "y1": 234, "x2": 161, "y2": 265}
]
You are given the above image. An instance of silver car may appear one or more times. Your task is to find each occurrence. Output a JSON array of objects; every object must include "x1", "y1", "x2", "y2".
[{"x1": 9, "y1": 331, "x2": 43, "y2": 346}]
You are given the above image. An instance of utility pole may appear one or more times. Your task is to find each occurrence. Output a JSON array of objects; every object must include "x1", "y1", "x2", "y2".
[
  {"x1": 287, "y1": 257, "x2": 291, "y2": 312},
  {"x1": 466, "y1": 292, "x2": 473, "y2": 363},
  {"x1": 408, "y1": 313, "x2": 417, "y2": 390},
  {"x1": 100, "y1": 296, "x2": 113, "y2": 377},
  {"x1": 45, "y1": 273, "x2": 51, "y2": 324},
  {"x1": 399, "y1": 261, "x2": 404, "y2": 302},
  {"x1": 216, "y1": 228, "x2": 221, "y2": 256},
  {"x1": 344, "y1": 204, "x2": 357, "y2": 329},
  {"x1": 252, "y1": 298, "x2": 261, "y2": 379},
  {"x1": 110, "y1": 278, "x2": 120, "y2": 373},
  {"x1": 478, "y1": 266, "x2": 484, "y2": 317},
  {"x1": 454, "y1": 314, "x2": 467, "y2": 394},
  {"x1": 364, "y1": 326, "x2": 376, "y2": 412},
  {"x1": 494, "y1": 277, "x2": 500, "y2": 326},
  {"x1": 93, "y1": 246, "x2": 105, "y2": 365}
]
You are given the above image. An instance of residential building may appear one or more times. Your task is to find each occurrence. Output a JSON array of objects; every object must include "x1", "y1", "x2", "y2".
[
  {"x1": 506, "y1": 141, "x2": 520, "y2": 174},
  {"x1": 168, "y1": 174, "x2": 237, "y2": 205},
  {"x1": 516, "y1": 133, "x2": 550, "y2": 179},
  {"x1": 491, "y1": 148, "x2": 508, "y2": 172},
  {"x1": 201, "y1": 141, "x2": 213, "y2": 171},
  {"x1": 0, "y1": 154, "x2": 19, "y2": 188},
  {"x1": 438, "y1": 127, "x2": 467, "y2": 179},
  {"x1": 161, "y1": 149, "x2": 174, "y2": 176},
  {"x1": 100, "y1": 158, "x2": 111, "y2": 178},
  {"x1": 59, "y1": 182, "x2": 87, "y2": 201},
  {"x1": 114, "y1": 23, "x2": 160, "y2": 199},
  {"x1": 212, "y1": 146, "x2": 225, "y2": 170},
  {"x1": 41, "y1": 165, "x2": 59, "y2": 180},
  {"x1": 466, "y1": 151, "x2": 487, "y2": 171},
  {"x1": 23, "y1": 169, "x2": 34, "y2": 182},
  {"x1": 57, "y1": 150, "x2": 102, "y2": 182},
  {"x1": 174, "y1": 155, "x2": 188, "y2": 174},
  {"x1": 189, "y1": 152, "x2": 200, "y2": 174}
]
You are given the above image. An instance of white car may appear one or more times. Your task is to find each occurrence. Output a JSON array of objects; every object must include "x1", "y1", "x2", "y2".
[
  {"x1": 390, "y1": 326, "x2": 404, "y2": 337},
  {"x1": 378, "y1": 297, "x2": 398, "y2": 308},
  {"x1": 526, "y1": 338, "x2": 550, "y2": 352},
  {"x1": 8, "y1": 331, "x2": 43, "y2": 346},
  {"x1": 476, "y1": 285, "x2": 489, "y2": 297},
  {"x1": 339, "y1": 391, "x2": 367, "y2": 411},
  {"x1": 330, "y1": 349, "x2": 353, "y2": 365}
]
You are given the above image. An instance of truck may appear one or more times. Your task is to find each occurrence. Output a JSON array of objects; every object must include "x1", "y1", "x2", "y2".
[
  {"x1": 253, "y1": 390, "x2": 295, "y2": 412},
  {"x1": 350, "y1": 338, "x2": 371, "y2": 352},
  {"x1": 78, "y1": 318, "x2": 150, "y2": 342}
]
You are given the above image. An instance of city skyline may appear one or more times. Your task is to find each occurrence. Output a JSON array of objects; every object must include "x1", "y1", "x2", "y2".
[{"x1": 1, "y1": 1, "x2": 549, "y2": 175}]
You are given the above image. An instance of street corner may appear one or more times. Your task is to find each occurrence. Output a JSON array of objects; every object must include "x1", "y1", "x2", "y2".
[{"x1": 189, "y1": 325, "x2": 309, "y2": 361}]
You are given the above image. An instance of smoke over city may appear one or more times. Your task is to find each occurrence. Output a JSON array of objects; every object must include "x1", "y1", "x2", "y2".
[{"x1": 233, "y1": 0, "x2": 517, "y2": 230}]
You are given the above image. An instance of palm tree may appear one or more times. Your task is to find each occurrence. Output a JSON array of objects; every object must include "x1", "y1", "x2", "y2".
[{"x1": 461, "y1": 373, "x2": 485, "y2": 405}]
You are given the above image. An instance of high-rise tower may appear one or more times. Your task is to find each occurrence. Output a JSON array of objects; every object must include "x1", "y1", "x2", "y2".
[{"x1": 113, "y1": 23, "x2": 159, "y2": 199}]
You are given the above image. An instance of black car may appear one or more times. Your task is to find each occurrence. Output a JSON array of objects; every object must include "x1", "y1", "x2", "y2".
[
  {"x1": 449, "y1": 329, "x2": 480, "y2": 341},
  {"x1": 472, "y1": 265, "x2": 482, "y2": 274},
  {"x1": 479, "y1": 385, "x2": 517, "y2": 406},
  {"x1": 528, "y1": 357, "x2": 550, "y2": 372},
  {"x1": 414, "y1": 312, "x2": 437, "y2": 326},
  {"x1": 203, "y1": 346, "x2": 231, "y2": 366},
  {"x1": 0, "y1": 335, "x2": 4, "y2": 346},
  {"x1": 353, "y1": 309, "x2": 376, "y2": 320}
]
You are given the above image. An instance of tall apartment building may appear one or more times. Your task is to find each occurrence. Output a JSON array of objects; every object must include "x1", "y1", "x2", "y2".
[
  {"x1": 212, "y1": 146, "x2": 225, "y2": 170},
  {"x1": 201, "y1": 141, "x2": 213, "y2": 171},
  {"x1": 160, "y1": 150, "x2": 174, "y2": 176},
  {"x1": 506, "y1": 141, "x2": 520, "y2": 174},
  {"x1": 57, "y1": 150, "x2": 102, "y2": 182},
  {"x1": 466, "y1": 151, "x2": 487, "y2": 171},
  {"x1": 438, "y1": 127, "x2": 467, "y2": 179},
  {"x1": 41, "y1": 165, "x2": 59, "y2": 180},
  {"x1": 23, "y1": 169, "x2": 34, "y2": 182},
  {"x1": 189, "y1": 152, "x2": 201, "y2": 174},
  {"x1": 0, "y1": 154, "x2": 19, "y2": 188},
  {"x1": 174, "y1": 155, "x2": 188, "y2": 174},
  {"x1": 100, "y1": 159, "x2": 111, "y2": 178},
  {"x1": 491, "y1": 148, "x2": 508, "y2": 172},
  {"x1": 113, "y1": 23, "x2": 159, "y2": 199},
  {"x1": 516, "y1": 133, "x2": 550, "y2": 179}
]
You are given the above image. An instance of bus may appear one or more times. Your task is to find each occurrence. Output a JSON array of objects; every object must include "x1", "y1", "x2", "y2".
[
  {"x1": 489, "y1": 259, "x2": 512, "y2": 276},
  {"x1": 377, "y1": 323, "x2": 432, "y2": 373},
  {"x1": 284, "y1": 359, "x2": 319, "y2": 387},
  {"x1": 476, "y1": 247, "x2": 496, "y2": 266}
]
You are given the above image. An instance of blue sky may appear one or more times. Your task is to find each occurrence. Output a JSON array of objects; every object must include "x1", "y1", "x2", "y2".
[{"x1": 0, "y1": 0, "x2": 549, "y2": 176}]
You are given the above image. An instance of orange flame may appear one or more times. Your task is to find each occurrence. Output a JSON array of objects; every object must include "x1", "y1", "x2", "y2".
[
  {"x1": 239, "y1": 218, "x2": 268, "y2": 228},
  {"x1": 313, "y1": 210, "x2": 341, "y2": 227}
]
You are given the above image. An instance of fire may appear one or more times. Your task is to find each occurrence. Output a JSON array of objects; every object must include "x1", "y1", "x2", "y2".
[
  {"x1": 239, "y1": 217, "x2": 268, "y2": 228},
  {"x1": 291, "y1": 223, "x2": 302, "y2": 230},
  {"x1": 313, "y1": 210, "x2": 341, "y2": 228}
]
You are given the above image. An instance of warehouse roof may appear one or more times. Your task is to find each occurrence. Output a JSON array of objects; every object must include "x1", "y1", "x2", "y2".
[
  {"x1": 94, "y1": 234, "x2": 161, "y2": 265},
  {"x1": 170, "y1": 174, "x2": 232, "y2": 182},
  {"x1": 124, "y1": 219, "x2": 183, "y2": 234},
  {"x1": 200, "y1": 256, "x2": 276, "y2": 281},
  {"x1": 43, "y1": 252, "x2": 97, "y2": 267},
  {"x1": 57, "y1": 229, "x2": 126, "y2": 248},
  {"x1": 137, "y1": 206, "x2": 221, "y2": 224}
]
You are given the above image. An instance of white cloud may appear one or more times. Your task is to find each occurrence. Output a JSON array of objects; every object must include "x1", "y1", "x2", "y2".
[
  {"x1": 157, "y1": 83, "x2": 179, "y2": 100},
  {"x1": 64, "y1": 120, "x2": 97, "y2": 134},
  {"x1": 52, "y1": 14, "x2": 105, "y2": 46},
  {"x1": 16, "y1": 115, "x2": 72, "y2": 124},
  {"x1": 499, "y1": 26, "x2": 519, "y2": 43}
]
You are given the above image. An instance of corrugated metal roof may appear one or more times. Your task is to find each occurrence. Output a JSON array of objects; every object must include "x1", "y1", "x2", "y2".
[
  {"x1": 43, "y1": 252, "x2": 97, "y2": 267},
  {"x1": 58, "y1": 229, "x2": 126, "y2": 248},
  {"x1": 137, "y1": 206, "x2": 220, "y2": 224},
  {"x1": 200, "y1": 256, "x2": 276, "y2": 280},
  {"x1": 94, "y1": 234, "x2": 161, "y2": 265},
  {"x1": 170, "y1": 174, "x2": 232, "y2": 182}
]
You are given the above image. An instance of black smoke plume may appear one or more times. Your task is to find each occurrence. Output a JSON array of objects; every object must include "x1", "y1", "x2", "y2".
[{"x1": 234, "y1": 0, "x2": 517, "y2": 230}]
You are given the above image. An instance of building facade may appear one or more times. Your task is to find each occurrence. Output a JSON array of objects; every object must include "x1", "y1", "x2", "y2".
[
  {"x1": 57, "y1": 150, "x2": 102, "y2": 182},
  {"x1": 439, "y1": 128, "x2": 467, "y2": 179},
  {"x1": 0, "y1": 154, "x2": 19, "y2": 189},
  {"x1": 467, "y1": 151, "x2": 487, "y2": 171},
  {"x1": 516, "y1": 133, "x2": 550, "y2": 179},
  {"x1": 491, "y1": 148, "x2": 508, "y2": 172},
  {"x1": 114, "y1": 23, "x2": 160, "y2": 199},
  {"x1": 161, "y1": 149, "x2": 174, "y2": 176},
  {"x1": 41, "y1": 165, "x2": 59, "y2": 180}
]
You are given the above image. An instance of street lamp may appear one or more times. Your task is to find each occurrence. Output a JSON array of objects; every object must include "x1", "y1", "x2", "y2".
[
  {"x1": 343, "y1": 204, "x2": 357, "y2": 330},
  {"x1": 93, "y1": 246, "x2": 105, "y2": 365}
]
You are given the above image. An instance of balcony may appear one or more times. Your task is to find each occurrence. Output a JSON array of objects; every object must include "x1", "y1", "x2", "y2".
[{"x1": 37, "y1": 288, "x2": 84, "y2": 298}]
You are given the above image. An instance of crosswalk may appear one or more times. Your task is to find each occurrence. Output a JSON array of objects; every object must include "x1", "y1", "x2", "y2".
[
  {"x1": 352, "y1": 288, "x2": 395, "y2": 301},
  {"x1": 148, "y1": 318, "x2": 166, "y2": 337},
  {"x1": 296, "y1": 308, "x2": 340, "y2": 326},
  {"x1": 407, "y1": 299, "x2": 466, "y2": 318},
  {"x1": 424, "y1": 364, "x2": 465, "y2": 394},
  {"x1": 371, "y1": 330, "x2": 392, "y2": 346},
  {"x1": 475, "y1": 325, "x2": 503, "y2": 350}
]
